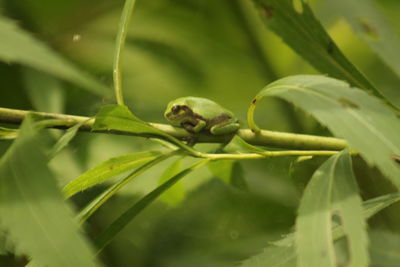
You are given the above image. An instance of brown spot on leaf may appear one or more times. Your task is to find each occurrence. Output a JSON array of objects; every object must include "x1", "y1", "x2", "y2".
[
  {"x1": 338, "y1": 98, "x2": 359, "y2": 109},
  {"x1": 260, "y1": 4, "x2": 273, "y2": 19},
  {"x1": 393, "y1": 155, "x2": 400, "y2": 164},
  {"x1": 252, "y1": 98, "x2": 257, "y2": 104},
  {"x1": 326, "y1": 41, "x2": 335, "y2": 55},
  {"x1": 358, "y1": 18, "x2": 379, "y2": 39}
]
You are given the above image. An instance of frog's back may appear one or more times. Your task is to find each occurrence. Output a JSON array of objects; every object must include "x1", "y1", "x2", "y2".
[{"x1": 176, "y1": 97, "x2": 234, "y2": 119}]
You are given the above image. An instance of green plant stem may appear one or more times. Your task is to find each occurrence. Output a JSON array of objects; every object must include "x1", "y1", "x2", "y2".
[
  {"x1": 113, "y1": 0, "x2": 137, "y2": 105},
  {"x1": 0, "y1": 107, "x2": 348, "y2": 150},
  {"x1": 197, "y1": 150, "x2": 340, "y2": 160}
]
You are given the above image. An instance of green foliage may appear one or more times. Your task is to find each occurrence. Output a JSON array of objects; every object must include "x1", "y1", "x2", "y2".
[
  {"x1": 296, "y1": 151, "x2": 367, "y2": 267},
  {"x1": 252, "y1": 0, "x2": 381, "y2": 100},
  {"x1": 49, "y1": 120, "x2": 86, "y2": 159},
  {"x1": 326, "y1": 0, "x2": 400, "y2": 80},
  {"x1": 240, "y1": 192, "x2": 400, "y2": 267},
  {"x1": 0, "y1": 117, "x2": 100, "y2": 267},
  {"x1": 63, "y1": 151, "x2": 163, "y2": 198},
  {"x1": 249, "y1": 75, "x2": 400, "y2": 186},
  {"x1": 158, "y1": 158, "x2": 185, "y2": 205},
  {"x1": 0, "y1": 16, "x2": 109, "y2": 96},
  {"x1": 77, "y1": 153, "x2": 173, "y2": 223},
  {"x1": 95, "y1": 159, "x2": 210, "y2": 251},
  {"x1": 0, "y1": 0, "x2": 399, "y2": 266},
  {"x1": 369, "y1": 230, "x2": 400, "y2": 265}
]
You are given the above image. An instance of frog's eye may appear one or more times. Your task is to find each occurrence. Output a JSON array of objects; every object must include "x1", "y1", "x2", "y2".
[{"x1": 171, "y1": 105, "x2": 181, "y2": 114}]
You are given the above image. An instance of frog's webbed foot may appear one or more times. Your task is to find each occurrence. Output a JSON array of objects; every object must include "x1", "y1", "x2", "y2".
[{"x1": 185, "y1": 136, "x2": 198, "y2": 146}]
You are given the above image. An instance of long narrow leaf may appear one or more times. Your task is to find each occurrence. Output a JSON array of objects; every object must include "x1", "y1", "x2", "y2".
[
  {"x1": 0, "y1": 16, "x2": 109, "y2": 96},
  {"x1": 0, "y1": 117, "x2": 101, "y2": 267},
  {"x1": 95, "y1": 159, "x2": 210, "y2": 251},
  {"x1": 331, "y1": 152, "x2": 368, "y2": 266},
  {"x1": 63, "y1": 151, "x2": 162, "y2": 198},
  {"x1": 295, "y1": 153, "x2": 337, "y2": 267},
  {"x1": 77, "y1": 152, "x2": 174, "y2": 223},
  {"x1": 49, "y1": 120, "x2": 87, "y2": 159},
  {"x1": 251, "y1": 0, "x2": 383, "y2": 101}
]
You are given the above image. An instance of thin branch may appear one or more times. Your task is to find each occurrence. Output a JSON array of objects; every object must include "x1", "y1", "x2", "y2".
[
  {"x1": 0, "y1": 107, "x2": 348, "y2": 150},
  {"x1": 196, "y1": 150, "x2": 340, "y2": 160},
  {"x1": 113, "y1": 0, "x2": 137, "y2": 105}
]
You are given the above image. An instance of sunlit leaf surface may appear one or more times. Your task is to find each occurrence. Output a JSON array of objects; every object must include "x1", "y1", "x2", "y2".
[{"x1": 250, "y1": 75, "x2": 400, "y2": 186}]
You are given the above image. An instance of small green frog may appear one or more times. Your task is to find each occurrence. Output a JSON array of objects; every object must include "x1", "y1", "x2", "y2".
[{"x1": 164, "y1": 97, "x2": 240, "y2": 135}]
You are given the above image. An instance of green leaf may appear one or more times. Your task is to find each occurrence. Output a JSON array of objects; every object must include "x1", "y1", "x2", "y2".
[
  {"x1": 208, "y1": 160, "x2": 248, "y2": 190},
  {"x1": 240, "y1": 192, "x2": 400, "y2": 267},
  {"x1": 95, "y1": 159, "x2": 210, "y2": 251},
  {"x1": 0, "y1": 16, "x2": 109, "y2": 96},
  {"x1": 93, "y1": 104, "x2": 153, "y2": 133},
  {"x1": 0, "y1": 117, "x2": 100, "y2": 267},
  {"x1": 63, "y1": 151, "x2": 162, "y2": 198},
  {"x1": 240, "y1": 244, "x2": 296, "y2": 267},
  {"x1": 249, "y1": 75, "x2": 400, "y2": 186},
  {"x1": 326, "y1": 0, "x2": 400, "y2": 79},
  {"x1": 208, "y1": 160, "x2": 235, "y2": 184},
  {"x1": 331, "y1": 152, "x2": 368, "y2": 267},
  {"x1": 223, "y1": 135, "x2": 267, "y2": 154},
  {"x1": 362, "y1": 192, "x2": 400, "y2": 219},
  {"x1": 295, "y1": 153, "x2": 337, "y2": 267},
  {"x1": 158, "y1": 158, "x2": 186, "y2": 206},
  {"x1": 77, "y1": 152, "x2": 174, "y2": 223},
  {"x1": 49, "y1": 120, "x2": 87, "y2": 159},
  {"x1": 369, "y1": 230, "x2": 400, "y2": 266},
  {"x1": 22, "y1": 68, "x2": 65, "y2": 113},
  {"x1": 252, "y1": 0, "x2": 385, "y2": 101}
]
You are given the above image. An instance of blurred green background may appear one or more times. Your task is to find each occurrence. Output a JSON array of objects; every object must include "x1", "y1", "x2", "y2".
[{"x1": 0, "y1": 0, "x2": 399, "y2": 266}]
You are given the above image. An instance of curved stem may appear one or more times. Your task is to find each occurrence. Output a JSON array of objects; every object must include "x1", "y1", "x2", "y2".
[{"x1": 113, "y1": 0, "x2": 137, "y2": 105}]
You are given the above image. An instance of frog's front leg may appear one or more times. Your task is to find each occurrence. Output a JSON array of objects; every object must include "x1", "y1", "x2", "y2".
[
  {"x1": 210, "y1": 121, "x2": 240, "y2": 135},
  {"x1": 181, "y1": 118, "x2": 207, "y2": 133}
]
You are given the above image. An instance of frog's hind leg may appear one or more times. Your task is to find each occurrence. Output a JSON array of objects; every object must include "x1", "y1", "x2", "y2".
[{"x1": 210, "y1": 123, "x2": 240, "y2": 135}]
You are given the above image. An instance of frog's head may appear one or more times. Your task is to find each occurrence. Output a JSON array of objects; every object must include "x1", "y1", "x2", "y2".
[{"x1": 164, "y1": 104, "x2": 192, "y2": 124}]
